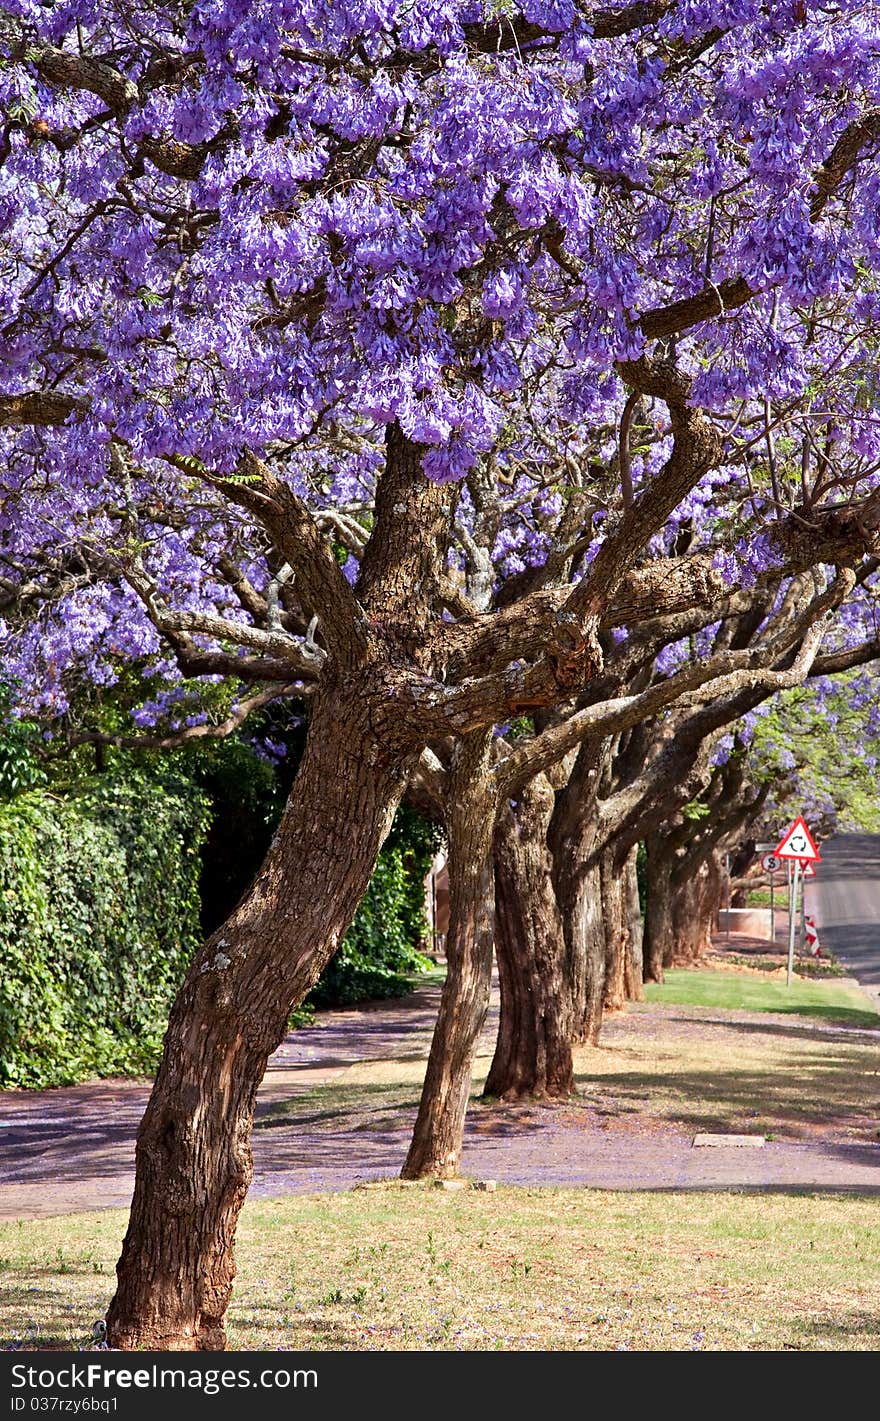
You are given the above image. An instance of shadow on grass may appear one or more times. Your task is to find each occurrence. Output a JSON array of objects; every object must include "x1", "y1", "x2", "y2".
[
  {"x1": 571, "y1": 1054, "x2": 880, "y2": 1141},
  {"x1": 255, "y1": 1079, "x2": 422, "y2": 1132},
  {"x1": 5, "y1": 1261, "x2": 110, "y2": 1280},
  {"x1": 799, "y1": 1310, "x2": 880, "y2": 1343},
  {"x1": 0, "y1": 1282, "x2": 108, "y2": 1350},
  {"x1": 657, "y1": 1011, "x2": 879, "y2": 1044},
  {"x1": 750, "y1": 1003, "x2": 879, "y2": 1030},
  {"x1": 228, "y1": 1308, "x2": 368, "y2": 1348}
]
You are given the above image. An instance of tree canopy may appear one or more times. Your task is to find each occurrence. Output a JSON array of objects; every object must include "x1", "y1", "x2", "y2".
[
  {"x1": 2, "y1": 0, "x2": 880, "y2": 736},
  {"x1": 3, "y1": 0, "x2": 880, "y2": 1353}
]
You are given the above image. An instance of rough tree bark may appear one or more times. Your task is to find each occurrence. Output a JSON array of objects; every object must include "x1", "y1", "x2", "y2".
[
  {"x1": 670, "y1": 851, "x2": 722, "y2": 961},
  {"x1": 106, "y1": 675, "x2": 416, "y2": 1349},
  {"x1": 643, "y1": 833, "x2": 675, "y2": 982},
  {"x1": 483, "y1": 776, "x2": 574, "y2": 1100},
  {"x1": 401, "y1": 732, "x2": 496, "y2": 1178},
  {"x1": 623, "y1": 845, "x2": 645, "y2": 1001}
]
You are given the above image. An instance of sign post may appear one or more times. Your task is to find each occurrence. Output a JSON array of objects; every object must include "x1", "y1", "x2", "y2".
[
  {"x1": 773, "y1": 818, "x2": 821, "y2": 986},
  {"x1": 761, "y1": 852, "x2": 783, "y2": 945},
  {"x1": 787, "y1": 860, "x2": 801, "y2": 984},
  {"x1": 799, "y1": 860, "x2": 806, "y2": 959}
]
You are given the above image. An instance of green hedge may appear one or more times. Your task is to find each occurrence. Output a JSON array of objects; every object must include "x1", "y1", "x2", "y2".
[
  {"x1": 0, "y1": 723, "x2": 440, "y2": 1084},
  {"x1": 0, "y1": 774, "x2": 209, "y2": 1088}
]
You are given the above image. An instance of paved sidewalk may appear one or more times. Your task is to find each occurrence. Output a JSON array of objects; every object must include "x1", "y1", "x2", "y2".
[{"x1": 1, "y1": 976, "x2": 878, "y2": 1219}]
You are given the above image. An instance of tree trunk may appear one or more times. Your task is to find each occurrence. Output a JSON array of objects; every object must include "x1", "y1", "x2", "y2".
[
  {"x1": 483, "y1": 778, "x2": 574, "y2": 1100},
  {"x1": 106, "y1": 677, "x2": 413, "y2": 1350},
  {"x1": 601, "y1": 851, "x2": 628, "y2": 1013},
  {"x1": 555, "y1": 848, "x2": 605, "y2": 1045},
  {"x1": 548, "y1": 746, "x2": 607, "y2": 1046},
  {"x1": 670, "y1": 850, "x2": 722, "y2": 962},
  {"x1": 710, "y1": 849, "x2": 726, "y2": 939},
  {"x1": 643, "y1": 835, "x2": 674, "y2": 983},
  {"x1": 669, "y1": 870, "x2": 703, "y2": 962},
  {"x1": 623, "y1": 845, "x2": 645, "y2": 1001},
  {"x1": 402, "y1": 733, "x2": 496, "y2": 1179}
]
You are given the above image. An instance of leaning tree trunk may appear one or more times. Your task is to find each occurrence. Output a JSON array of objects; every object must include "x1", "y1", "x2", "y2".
[
  {"x1": 601, "y1": 850, "x2": 629, "y2": 1014},
  {"x1": 623, "y1": 844, "x2": 645, "y2": 1001},
  {"x1": 643, "y1": 834, "x2": 676, "y2": 983},
  {"x1": 549, "y1": 745, "x2": 607, "y2": 1046},
  {"x1": 483, "y1": 777, "x2": 574, "y2": 1101},
  {"x1": 103, "y1": 422, "x2": 455, "y2": 1350},
  {"x1": 402, "y1": 732, "x2": 496, "y2": 1179},
  {"x1": 106, "y1": 676, "x2": 414, "y2": 1350}
]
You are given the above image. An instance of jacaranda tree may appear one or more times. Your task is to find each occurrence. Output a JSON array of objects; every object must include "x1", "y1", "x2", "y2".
[{"x1": 3, "y1": 0, "x2": 880, "y2": 1348}]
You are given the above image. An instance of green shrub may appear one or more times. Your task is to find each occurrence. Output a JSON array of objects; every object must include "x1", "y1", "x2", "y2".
[
  {"x1": 0, "y1": 700, "x2": 46, "y2": 801},
  {"x1": 0, "y1": 705, "x2": 440, "y2": 1085},
  {"x1": 0, "y1": 772, "x2": 209, "y2": 1088}
]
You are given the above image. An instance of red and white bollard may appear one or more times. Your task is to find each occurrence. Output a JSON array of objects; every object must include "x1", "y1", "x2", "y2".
[{"x1": 805, "y1": 916, "x2": 821, "y2": 957}]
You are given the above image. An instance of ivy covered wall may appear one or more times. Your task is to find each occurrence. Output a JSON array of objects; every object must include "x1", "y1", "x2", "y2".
[{"x1": 0, "y1": 773, "x2": 209, "y2": 1088}]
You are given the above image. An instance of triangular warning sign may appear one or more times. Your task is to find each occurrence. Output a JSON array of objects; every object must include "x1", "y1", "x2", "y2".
[
  {"x1": 800, "y1": 860, "x2": 816, "y2": 877},
  {"x1": 775, "y1": 817, "x2": 821, "y2": 862}
]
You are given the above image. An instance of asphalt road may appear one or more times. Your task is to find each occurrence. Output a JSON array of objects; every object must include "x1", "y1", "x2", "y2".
[{"x1": 808, "y1": 832, "x2": 880, "y2": 993}]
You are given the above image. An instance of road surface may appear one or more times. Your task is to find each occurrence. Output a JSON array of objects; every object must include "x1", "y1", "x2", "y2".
[{"x1": 807, "y1": 833, "x2": 880, "y2": 996}]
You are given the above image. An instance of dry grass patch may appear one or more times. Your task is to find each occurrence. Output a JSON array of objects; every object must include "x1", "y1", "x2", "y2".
[
  {"x1": 1, "y1": 1190, "x2": 878, "y2": 1352},
  {"x1": 575, "y1": 976, "x2": 880, "y2": 1143},
  {"x1": 576, "y1": 1019, "x2": 879, "y2": 1142}
]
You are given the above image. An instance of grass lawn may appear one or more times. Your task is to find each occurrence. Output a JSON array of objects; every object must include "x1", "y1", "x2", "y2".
[
  {"x1": 1, "y1": 1188, "x2": 879, "y2": 1352},
  {"x1": 747, "y1": 889, "x2": 792, "y2": 909},
  {"x1": 645, "y1": 967, "x2": 879, "y2": 1029},
  {"x1": 2, "y1": 963, "x2": 877, "y2": 1353},
  {"x1": 600, "y1": 966, "x2": 880, "y2": 1140}
]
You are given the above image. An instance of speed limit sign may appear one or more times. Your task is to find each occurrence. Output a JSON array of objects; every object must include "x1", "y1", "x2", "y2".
[{"x1": 761, "y1": 853, "x2": 782, "y2": 874}]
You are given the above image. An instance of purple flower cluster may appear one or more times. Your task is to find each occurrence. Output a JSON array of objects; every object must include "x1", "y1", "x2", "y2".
[{"x1": 1, "y1": 2, "x2": 879, "y2": 728}]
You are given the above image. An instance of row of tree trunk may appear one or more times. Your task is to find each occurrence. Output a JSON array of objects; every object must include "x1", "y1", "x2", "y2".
[
  {"x1": 100, "y1": 423, "x2": 755, "y2": 1348},
  {"x1": 403, "y1": 751, "x2": 738, "y2": 1179},
  {"x1": 104, "y1": 690, "x2": 735, "y2": 1346}
]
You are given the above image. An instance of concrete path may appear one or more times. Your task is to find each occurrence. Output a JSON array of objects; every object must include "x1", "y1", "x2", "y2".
[{"x1": 1, "y1": 975, "x2": 878, "y2": 1219}]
